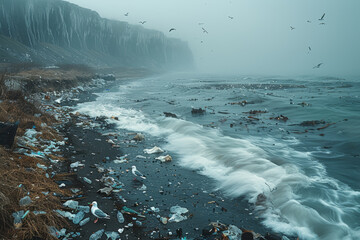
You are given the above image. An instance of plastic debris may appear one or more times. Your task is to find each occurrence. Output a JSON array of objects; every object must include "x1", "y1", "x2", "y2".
[
  {"x1": 73, "y1": 211, "x2": 85, "y2": 224},
  {"x1": 63, "y1": 200, "x2": 79, "y2": 209},
  {"x1": 144, "y1": 146, "x2": 164, "y2": 154},
  {"x1": 70, "y1": 188, "x2": 81, "y2": 194},
  {"x1": 12, "y1": 210, "x2": 24, "y2": 229},
  {"x1": 155, "y1": 155, "x2": 172, "y2": 163},
  {"x1": 55, "y1": 210, "x2": 75, "y2": 220},
  {"x1": 135, "y1": 220, "x2": 142, "y2": 226},
  {"x1": 48, "y1": 226, "x2": 61, "y2": 238},
  {"x1": 113, "y1": 159, "x2": 126, "y2": 164},
  {"x1": 89, "y1": 229, "x2": 104, "y2": 240},
  {"x1": 169, "y1": 206, "x2": 188, "y2": 223},
  {"x1": 36, "y1": 163, "x2": 48, "y2": 170},
  {"x1": 150, "y1": 207, "x2": 160, "y2": 213},
  {"x1": 118, "y1": 228, "x2": 124, "y2": 234},
  {"x1": 105, "y1": 231, "x2": 120, "y2": 240},
  {"x1": 97, "y1": 186, "x2": 113, "y2": 195},
  {"x1": 77, "y1": 205, "x2": 90, "y2": 213},
  {"x1": 59, "y1": 183, "x2": 66, "y2": 188},
  {"x1": 83, "y1": 177, "x2": 92, "y2": 184},
  {"x1": 136, "y1": 155, "x2": 147, "y2": 159},
  {"x1": 222, "y1": 225, "x2": 242, "y2": 239},
  {"x1": 79, "y1": 217, "x2": 90, "y2": 226},
  {"x1": 160, "y1": 217, "x2": 168, "y2": 225},
  {"x1": 138, "y1": 184, "x2": 147, "y2": 191},
  {"x1": 117, "y1": 211, "x2": 125, "y2": 223},
  {"x1": 33, "y1": 211, "x2": 47, "y2": 215},
  {"x1": 70, "y1": 161, "x2": 85, "y2": 168},
  {"x1": 19, "y1": 196, "x2": 32, "y2": 206}
]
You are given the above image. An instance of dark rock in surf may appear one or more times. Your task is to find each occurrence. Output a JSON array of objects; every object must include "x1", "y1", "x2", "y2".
[
  {"x1": 191, "y1": 108, "x2": 206, "y2": 115},
  {"x1": 164, "y1": 112, "x2": 178, "y2": 118}
]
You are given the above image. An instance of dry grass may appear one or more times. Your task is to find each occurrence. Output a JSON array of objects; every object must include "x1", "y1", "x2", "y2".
[{"x1": 0, "y1": 148, "x2": 70, "y2": 240}]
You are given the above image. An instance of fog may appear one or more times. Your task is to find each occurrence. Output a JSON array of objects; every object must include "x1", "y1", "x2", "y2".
[{"x1": 65, "y1": 0, "x2": 360, "y2": 76}]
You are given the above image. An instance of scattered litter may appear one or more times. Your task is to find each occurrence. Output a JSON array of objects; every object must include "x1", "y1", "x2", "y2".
[
  {"x1": 12, "y1": 211, "x2": 24, "y2": 229},
  {"x1": 138, "y1": 184, "x2": 147, "y2": 191},
  {"x1": 33, "y1": 211, "x2": 46, "y2": 215},
  {"x1": 48, "y1": 226, "x2": 62, "y2": 238},
  {"x1": 59, "y1": 183, "x2": 66, "y2": 188},
  {"x1": 19, "y1": 196, "x2": 32, "y2": 206},
  {"x1": 79, "y1": 217, "x2": 90, "y2": 226},
  {"x1": 160, "y1": 217, "x2": 168, "y2": 225},
  {"x1": 169, "y1": 206, "x2": 189, "y2": 223},
  {"x1": 72, "y1": 211, "x2": 85, "y2": 224},
  {"x1": 105, "y1": 231, "x2": 120, "y2": 240},
  {"x1": 118, "y1": 228, "x2": 124, "y2": 234},
  {"x1": 155, "y1": 155, "x2": 172, "y2": 163},
  {"x1": 117, "y1": 211, "x2": 125, "y2": 223},
  {"x1": 98, "y1": 186, "x2": 113, "y2": 195},
  {"x1": 36, "y1": 163, "x2": 48, "y2": 170},
  {"x1": 70, "y1": 161, "x2": 85, "y2": 168},
  {"x1": 144, "y1": 146, "x2": 164, "y2": 154},
  {"x1": 70, "y1": 188, "x2": 81, "y2": 194},
  {"x1": 83, "y1": 177, "x2": 92, "y2": 184},
  {"x1": 63, "y1": 200, "x2": 79, "y2": 210},
  {"x1": 89, "y1": 229, "x2": 104, "y2": 240},
  {"x1": 113, "y1": 159, "x2": 127, "y2": 164},
  {"x1": 136, "y1": 155, "x2": 147, "y2": 159},
  {"x1": 150, "y1": 207, "x2": 160, "y2": 213},
  {"x1": 77, "y1": 205, "x2": 90, "y2": 213},
  {"x1": 222, "y1": 225, "x2": 242, "y2": 239}
]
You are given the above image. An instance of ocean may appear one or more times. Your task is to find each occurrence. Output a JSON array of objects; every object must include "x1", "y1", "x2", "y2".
[{"x1": 74, "y1": 73, "x2": 360, "y2": 240}]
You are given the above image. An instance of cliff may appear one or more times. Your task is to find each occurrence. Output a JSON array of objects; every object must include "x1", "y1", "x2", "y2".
[{"x1": 0, "y1": 0, "x2": 193, "y2": 70}]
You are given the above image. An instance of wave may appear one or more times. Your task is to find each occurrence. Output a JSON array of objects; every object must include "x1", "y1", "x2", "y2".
[{"x1": 75, "y1": 91, "x2": 360, "y2": 240}]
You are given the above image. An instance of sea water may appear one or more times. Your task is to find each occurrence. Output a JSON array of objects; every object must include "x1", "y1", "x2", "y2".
[{"x1": 75, "y1": 73, "x2": 360, "y2": 240}]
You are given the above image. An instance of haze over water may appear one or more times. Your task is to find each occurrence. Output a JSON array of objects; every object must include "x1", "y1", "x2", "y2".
[{"x1": 63, "y1": 1, "x2": 360, "y2": 239}]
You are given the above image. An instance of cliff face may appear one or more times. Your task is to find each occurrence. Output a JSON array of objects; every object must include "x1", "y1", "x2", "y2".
[{"x1": 0, "y1": 0, "x2": 193, "y2": 70}]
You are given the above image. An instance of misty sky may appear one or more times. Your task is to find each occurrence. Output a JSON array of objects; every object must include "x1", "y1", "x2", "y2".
[{"x1": 65, "y1": 0, "x2": 360, "y2": 76}]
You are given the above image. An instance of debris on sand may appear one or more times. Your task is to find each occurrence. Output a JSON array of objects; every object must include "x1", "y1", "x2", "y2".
[
  {"x1": 144, "y1": 146, "x2": 164, "y2": 154},
  {"x1": 155, "y1": 155, "x2": 172, "y2": 163}
]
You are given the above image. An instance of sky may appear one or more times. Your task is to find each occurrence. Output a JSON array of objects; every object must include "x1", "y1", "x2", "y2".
[{"x1": 65, "y1": 0, "x2": 360, "y2": 76}]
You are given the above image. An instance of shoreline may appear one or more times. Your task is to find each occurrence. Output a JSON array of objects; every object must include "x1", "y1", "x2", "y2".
[{"x1": 0, "y1": 68, "x2": 294, "y2": 239}]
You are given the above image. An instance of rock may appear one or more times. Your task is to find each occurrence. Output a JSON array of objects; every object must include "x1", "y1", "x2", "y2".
[
  {"x1": 133, "y1": 133, "x2": 145, "y2": 141},
  {"x1": 163, "y1": 112, "x2": 178, "y2": 118},
  {"x1": 0, "y1": 121, "x2": 19, "y2": 148},
  {"x1": 191, "y1": 108, "x2": 206, "y2": 114}
]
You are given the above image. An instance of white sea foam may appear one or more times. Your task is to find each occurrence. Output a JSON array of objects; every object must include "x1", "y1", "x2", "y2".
[{"x1": 75, "y1": 89, "x2": 360, "y2": 240}]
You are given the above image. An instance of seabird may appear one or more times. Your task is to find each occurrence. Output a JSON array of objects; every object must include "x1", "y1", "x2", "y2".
[
  {"x1": 307, "y1": 20, "x2": 311, "y2": 23},
  {"x1": 290, "y1": 26, "x2": 295, "y2": 30},
  {"x1": 124, "y1": 12, "x2": 129, "y2": 16},
  {"x1": 308, "y1": 46, "x2": 312, "y2": 51},
  {"x1": 313, "y1": 63, "x2": 323, "y2": 69},
  {"x1": 319, "y1": 22, "x2": 326, "y2": 25},
  {"x1": 198, "y1": 22, "x2": 205, "y2": 25},
  {"x1": 169, "y1": 28, "x2": 176, "y2": 32},
  {"x1": 318, "y1": 13, "x2": 325, "y2": 21},
  {"x1": 228, "y1": 16, "x2": 234, "y2": 19},
  {"x1": 202, "y1": 27, "x2": 208, "y2": 34},
  {"x1": 132, "y1": 166, "x2": 146, "y2": 180},
  {"x1": 90, "y1": 201, "x2": 110, "y2": 223},
  {"x1": 139, "y1": 21, "x2": 146, "y2": 24}
]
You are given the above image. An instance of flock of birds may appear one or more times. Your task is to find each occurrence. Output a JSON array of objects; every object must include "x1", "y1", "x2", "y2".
[
  {"x1": 289, "y1": 13, "x2": 326, "y2": 69},
  {"x1": 124, "y1": 11, "x2": 326, "y2": 70}
]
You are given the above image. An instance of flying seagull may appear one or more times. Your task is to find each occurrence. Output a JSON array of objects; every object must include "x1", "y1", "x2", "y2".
[
  {"x1": 290, "y1": 26, "x2": 295, "y2": 30},
  {"x1": 198, "y1": 22, "x2": 205, "y2": 25},
  {"x1": 90, "y1": 201, "x2": 110, "y2": 223},
  {"x1": 318, "y1": 13, "x2": 325, "y2": 21},
  {"x1": 124, "y1": 12, "x2": 129, "y2": 16},
  {"x1": 313, "y1": 63, "x2": 323, "y2": 69},
  {"x1": 228, "y1": 16, "x2": 234, "y2": 19},
  {"x1": 169, "y1": 28, "x2": 176, "y2": 32},
  {"x1": 308, "y1": 46, "x2": 312, "y2": 51},
  {"x1": 202, "y1": 27, "x2": 208, "y2": 34},
  {"x1": 307, "y1": 20, "x2": 311, "y2": 23},
  {"x1": 139, "y1": 21, "x2": 146, "y2": 24},
  {"x1": 319, "y1": 22, "x2": 326, "y2": 25},
  {"x1": 132, "y1": 166, "x2": 146, "y2": 180}
]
